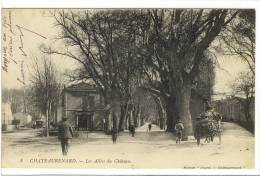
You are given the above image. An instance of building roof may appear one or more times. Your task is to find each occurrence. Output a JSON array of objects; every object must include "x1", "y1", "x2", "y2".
[{"x1": 64, "y1": 82, "x2": 98, "y2": 93}]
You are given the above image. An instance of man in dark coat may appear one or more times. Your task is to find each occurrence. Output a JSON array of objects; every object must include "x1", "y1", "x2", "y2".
[
  {"x1": 128, "y1": 125, "x2": 135, "y2": 137},
  {"x1": 58, "y1": 117, "x2": 73, "y2": 156},
  {"x1": 111, "y1": 111, "x2": 118, "y2": 144},
  {"x1": 112, "y1": 127, "x2": 118, "y2": 144}
]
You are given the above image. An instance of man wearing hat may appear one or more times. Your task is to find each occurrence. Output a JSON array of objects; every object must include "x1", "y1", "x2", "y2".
[
  {"x1": 175, "y1": 119, "x2": 184, "y2": 144},
  {"x1": 58, "y1": 117, "x2": 74, "y2": 156}
]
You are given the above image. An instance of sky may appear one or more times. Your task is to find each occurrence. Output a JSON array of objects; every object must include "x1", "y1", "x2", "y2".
[
  {"x1": 2, "y1": 9, "x2": 78, "y2": 90},
  {"x1": 1, "y1": 9, "x2": 250, "y2": 98},
  {"x1": 213, "y1": 54, "x2": 248, "y2": 97}
]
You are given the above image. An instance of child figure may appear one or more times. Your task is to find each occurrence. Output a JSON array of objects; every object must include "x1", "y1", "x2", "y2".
[{"x1": 175, "y1": 120, "x2": 184, "y2": 144}]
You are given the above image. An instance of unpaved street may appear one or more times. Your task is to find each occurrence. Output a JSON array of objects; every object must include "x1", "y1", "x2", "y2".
[{"x1": 1, "y1": 122, "x2": 254, "y2": 168}]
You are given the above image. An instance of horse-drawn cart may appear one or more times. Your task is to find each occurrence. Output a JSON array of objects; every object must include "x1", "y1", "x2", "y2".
[{"x1": 194, "y1": 119, "x2": 222, "y2": 145}]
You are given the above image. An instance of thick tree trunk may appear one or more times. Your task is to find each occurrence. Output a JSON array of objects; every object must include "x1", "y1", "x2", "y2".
[
  {"x1": 104, "y1": 89, "x2": 119, "y2": 132},
  {"x1": 165, "y1": 97, "x2": 175, "y2": 132},
  {"x1": 118, "y1": 103, "x2": 127, "y2": 131},
  {"x1": 137, "y1": 108, "x2": 141, "y2": 127},
  {"x1": 175, "y1": 82, "x2": 193, "y2": 138},
  {"x1": 140, "y1": 110, "x2": 144, "y2": 126},
  {"x1": 154, "y1": 96, "x2": 165, "y2": 129},
  {"x1": 111, "y1": 100, "x2": 118, "y2": 132},
  {"x1": 133, "y1": 105, "x2": 140, "y2": 127}
]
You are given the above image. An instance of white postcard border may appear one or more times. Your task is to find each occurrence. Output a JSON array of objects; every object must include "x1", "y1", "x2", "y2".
[{"x1": 1, "y1": 0, "x2": 259, "y2": 175}]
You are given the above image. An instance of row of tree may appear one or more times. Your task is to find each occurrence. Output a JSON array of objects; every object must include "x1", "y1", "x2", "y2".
[
  {"x1": 34, "y1": 9, "x2": 254, "y2": 137},
  {"x1": 224, "y1": 10, "x2": 255, "y2": 130}
]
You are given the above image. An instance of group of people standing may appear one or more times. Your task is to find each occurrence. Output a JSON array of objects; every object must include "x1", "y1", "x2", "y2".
[{"x1": 57, "y1": 101, "x2": 222, "y2": 155}]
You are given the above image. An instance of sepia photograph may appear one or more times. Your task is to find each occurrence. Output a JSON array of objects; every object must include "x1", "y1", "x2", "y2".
[{"x1": 1, "y1": 8, "x2": 256, "y2": 170}]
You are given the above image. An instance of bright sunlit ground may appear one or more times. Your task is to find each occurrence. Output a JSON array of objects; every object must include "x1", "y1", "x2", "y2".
[{"x1": 1, "y1": 122, "x2": 254, "y2": 169}]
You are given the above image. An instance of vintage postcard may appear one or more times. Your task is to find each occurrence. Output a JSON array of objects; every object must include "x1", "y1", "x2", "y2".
[{"x1": 1, "y1": 8, "x2": 257, "y2": 171}]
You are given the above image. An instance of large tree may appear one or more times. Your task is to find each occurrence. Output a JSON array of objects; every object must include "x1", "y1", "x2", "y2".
[
  {"x1": 139, "y1": 9, "x2": 238, "y2": 136},
  {"x1": 231, "y1": 71, "x2": 255, "y2": 130},
  {"x1": 219, "y1": 10, "x2": 255, "y2": 75},
  {"x1": 213, "y1": 9, "x2": 255, "y2": 130},
  {"x1": 46, "y1": 10, "x2": 146, "y2": 130},
  {"x1": 30, "y1": 55, "x2": 62, "y2": 136},
  {"x1": 47, "y1": 9, "x2": 239, "y2": 137}
]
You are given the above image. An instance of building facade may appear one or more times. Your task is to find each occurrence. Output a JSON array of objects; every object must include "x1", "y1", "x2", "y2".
[
  {"x1": 2, "y1": 102, "x2": 15, "y2": 131},
  {"x1": 59, "y1": 83, "x2": 106, "y2": 131}
]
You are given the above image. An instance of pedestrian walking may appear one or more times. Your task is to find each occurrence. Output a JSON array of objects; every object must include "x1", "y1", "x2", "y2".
[
  {"x1": 148, "y1": 123, "x2": 152, "y2": 132},
  {"x1": 129, "y1": 125, "x2": 135, "y2": 137},
  {"x1": 175, "y1": 120, "x2": 184, "y2": 144},
  {"x1": 111, "y1": 127, "x2": 117, "y2": 144},
  {"x1": 58, "y1": 117, "x2": 73, "y2": 156},
  {"x1": 111, "y1": 110, "x2": 118, "y2": 144}
]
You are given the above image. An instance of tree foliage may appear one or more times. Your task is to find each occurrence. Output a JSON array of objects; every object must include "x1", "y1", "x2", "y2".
[
  {"x1": 220, "y1": 10, "x2": 255, "y2": 75},
  {"x1": 29, "y1": 55, "x2": 62, "y2": 135},
  {"x1": 2, "y1": 89, "x2": 24, "y2": 113},
  {"x1": 48, "y1": 10, "x2": 146, "y2": 102},
  {"x1": 139, "y1": 9, "x2": 238, "y2": 133},
  {"x1": 47, "y1": 9, "x2": 242, "y2": 136},
  {"x1": 231, "y1": 71, "x2": 254, "y2": 129}
]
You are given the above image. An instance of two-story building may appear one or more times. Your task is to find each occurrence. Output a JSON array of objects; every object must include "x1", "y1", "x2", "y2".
[{"x1": 59, "y1": 82, "x2": 106, "y2": 131}]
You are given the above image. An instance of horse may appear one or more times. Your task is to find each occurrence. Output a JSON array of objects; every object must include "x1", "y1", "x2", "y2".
[{"x1": 194, "y1": 120, "x2": 222, "y2": 145}]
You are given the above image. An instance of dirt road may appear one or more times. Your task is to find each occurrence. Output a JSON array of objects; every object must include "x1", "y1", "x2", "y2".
[{"x1": 1, "y1": 122, "x2": 254, "y2": 168}]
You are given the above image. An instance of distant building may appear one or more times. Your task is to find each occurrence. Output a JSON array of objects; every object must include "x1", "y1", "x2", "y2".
[
  {"x1": 13, "y1": 112, "x2": 33, "y2": 127},
  {"x1": 2, "y1": 102, "x2": 15, "y2": 131},
  {"x1": 59, "y1": 82, "x2": 106, "y2": 131}
]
